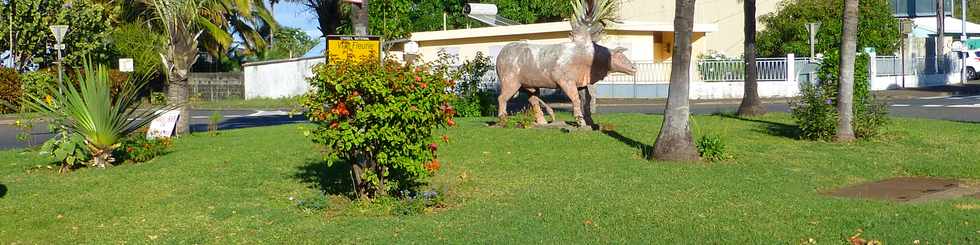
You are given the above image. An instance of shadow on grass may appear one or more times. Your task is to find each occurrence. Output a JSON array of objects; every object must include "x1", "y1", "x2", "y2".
[
  {"x1": 0, "y1": 183, "x2": 6, "y2": 198},
  {"x1": 190, "y1": 115, "x2": 307, "y2": 133},
  {"x1": 718, "y1": 113, "x2": 801, "y2": 139},
  {"x1": 293, "y1": 159, "x2": 356, "y2": 199},
  {"x1": 601, "y1": 130, "x2": 653, "y2": 159}
]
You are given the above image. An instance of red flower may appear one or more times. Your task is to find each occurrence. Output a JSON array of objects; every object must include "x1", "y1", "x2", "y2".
[
  {"x1": 329, "y1": 121, "x2": 340, "y2": 129},
  {"x1": 447, "y1": 118, "x2": 456, "y2": 127},
  {"x1": 334, "y1": 102, "x2": 350, "y2": 116},
  {"x1": 414, "y1": 76, "x2": 422, "y2": 82},
  {"x1": 425, "y1": 159, "x2": 441, "y2": 172},
  {"x1": 420, "y1": 83, "x2": 428, "y2": 89}
]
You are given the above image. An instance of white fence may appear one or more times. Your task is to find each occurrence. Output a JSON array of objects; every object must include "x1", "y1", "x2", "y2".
[{"x1": 241, "y1": 52, "x2": 963, "y2": 101}]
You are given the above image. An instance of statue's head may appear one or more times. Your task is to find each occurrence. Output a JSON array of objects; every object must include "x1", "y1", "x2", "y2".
[{"x1": 610, "y1": 47, "x2": 636, "y2": 75}]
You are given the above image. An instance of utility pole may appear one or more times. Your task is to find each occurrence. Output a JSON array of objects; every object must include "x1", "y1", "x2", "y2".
[
  {"x1": 962, "y1": 0, "x2": 968, "y2": 83},
  {"x1": 7, "y1": 0, "x2": 14, "y2": 69}
]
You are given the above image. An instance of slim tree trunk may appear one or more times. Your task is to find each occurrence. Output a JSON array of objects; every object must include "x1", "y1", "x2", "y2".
[
  {"x1": 737, "y1": 0, "x2": 765, "y2": 116},
  {"x1": 351, "y1": 0, "x2": 369, "y2": 36},
  {"x1": 653, "y1": 0, "x2": 700, "y2": 161},
  {"x1": 836, "y1": 0, "x2": 859, "y2": 142}
]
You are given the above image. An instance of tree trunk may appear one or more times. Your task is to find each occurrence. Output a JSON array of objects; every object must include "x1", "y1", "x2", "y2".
[
  {"x1": 653, "y1": 0, "x2": 700, "y2": 161},
  {"x1": 737, "y1": 0, "x2": 766, "y2": 117},
  {"x1": 315, "y1": 0, "x2": 342, "y2": 38},
  {"x1": 351, "y1": 0, "x2": 369, "y2": 36},
  {"x1": 578, "y1": 84, "x2": 598, "y2": 129},
  {"x1": 168, "y1": 72, "x2": 191, "y2": 135},
  {"x1": 835, "y1": 0, "x2": 859, "y2": 142}
]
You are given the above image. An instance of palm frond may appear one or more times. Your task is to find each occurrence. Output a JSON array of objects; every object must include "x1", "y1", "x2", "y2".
[{"x1": 570, "y1": 0, "x2": 621, "y2": 40}]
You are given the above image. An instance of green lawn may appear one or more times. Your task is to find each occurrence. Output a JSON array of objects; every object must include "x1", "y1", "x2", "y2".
[
  {"x1": 1, "y1": 113, "x2": 979, "y2": 243},
  {"x1": 189, "y1": 96, "x2": 302, "y2": 110}
]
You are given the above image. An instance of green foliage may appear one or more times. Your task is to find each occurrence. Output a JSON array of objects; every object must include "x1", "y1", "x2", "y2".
[
  {"x1": 23, "y1": 62, "x2": 174, "y2": 169},
  {"x1": 790, "y1": 52, "x2": 889, "y2": 140},
  {"x1": 19, "y1": 71, "x2": 56, "y2": 110},
  {"x1": 110, "y1": 22, "x2": 166, "y2": 77},
  {"x1": 39, "y1": 130, "x2": 91, "y2": 170},
  {"x1": 257, "y1": 27, "x2": 318, "y2": 61},
  {"x1": 954, "y1": 0, "x2": 980, "y2": 25},
  {"x1": 293, "y1": 194, "x2": 330, "y2": 214},
  {"x1": 695, "y1": 134, "x2": 730, "y2": 162},
  {"x1": 0, "y1": 0, "x2": 117, "y2": 69},
  {"x1": 512, "y1": 108, "x2": 536, "y2": 129},
  {"x1": 391, "y1": 189, "x2": 445, "y2": 216},
  {"x1": 757, "y1": 0, "x2": 899, "y2": 57},
  {"x1": 491, "y1": 0, "x2": 573, "y2": 24},
  {"x1": 114, "y1": 136, "x2": 173, "y2": 164},
  {"x1": 303, "y1": 58, "x2": 456, "y2": 197},
  {"x1": 208, "y1": 111, "x2": 222, "y2": 136},
  {"x1": 439, "y1": 52, "x2": 496, "y2": 118},
  {"x1": 0, "y1": 68, "x2": 20, "y2": 114},
  {"x1": 150, "y1": 92, "x2": 168, "y2": 105}
]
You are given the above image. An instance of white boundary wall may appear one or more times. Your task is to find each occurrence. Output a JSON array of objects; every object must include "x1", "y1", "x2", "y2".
[{"x1": 242, "y1": 56, "x2": 325, "y2": 99}]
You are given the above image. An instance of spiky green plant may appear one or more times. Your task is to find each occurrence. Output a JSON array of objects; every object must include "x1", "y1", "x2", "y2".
[
  {"x1": 23, "y1": 63, "x2": 174, "y2": 169},
  {"x1": 570, "y1": 0, "x2": 621, "y2": 40}
]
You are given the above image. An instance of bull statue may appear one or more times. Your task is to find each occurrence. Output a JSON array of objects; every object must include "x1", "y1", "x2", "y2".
[
  {"x1": 494, "y1": 0, "x2": 631, "y2": 128},
  {"x1": 496, "y1": 43, "x2": 637, "y2": 126}
]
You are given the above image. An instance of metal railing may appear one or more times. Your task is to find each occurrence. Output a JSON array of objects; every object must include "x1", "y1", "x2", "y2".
[
  {"x1": 875, "y1": 56, "x2": 958, "y2": 77},
  {"x1": 697, "y1": 58, "x2": 788, "y2": 82}
]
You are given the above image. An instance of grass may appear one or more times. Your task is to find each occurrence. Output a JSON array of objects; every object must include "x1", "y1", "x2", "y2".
[
  {"x1": 1, "y1": 113, "x2": 979, "y2": 243},
  {"x1": 189, "y1": 96, "x2": 302, "y2": 110}
]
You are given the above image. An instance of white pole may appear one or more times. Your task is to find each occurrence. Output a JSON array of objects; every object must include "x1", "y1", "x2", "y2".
[{"x1": 962, "y1": 0, "x2": 968, "y2": 83}]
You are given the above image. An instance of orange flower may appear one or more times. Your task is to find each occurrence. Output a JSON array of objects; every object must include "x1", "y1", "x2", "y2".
[
  {"x1": 441, "y1": 135, "x2": 449, "y2": 143},
  {"x1": 447, "y1": 118, "x2": 456, "y2": 127},
  {"x1": 329, "y1": 121, "x2": 340, "y2": 129},
  {"x1": 425, "y1": 159, "x2": 441, "y2": 172},
  {"x1": 420, "y1": 83, "x2": 428, "y2": 89},
  {"x1": 414, "y1": 76, "x2": 422, "y2": 82}
]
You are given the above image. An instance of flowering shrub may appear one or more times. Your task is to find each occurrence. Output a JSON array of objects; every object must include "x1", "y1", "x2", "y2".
[
  {"x1": 303, "y1": 59, "x2": 456, "y2": 198},
  {"x1": 114, "y1": 136, "x2": 172, "y2": 163}
]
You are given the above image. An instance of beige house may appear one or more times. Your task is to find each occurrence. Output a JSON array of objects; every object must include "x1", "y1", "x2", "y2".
[{"x1": 396, "y1": 0, "x2": 782, "y2": 63}]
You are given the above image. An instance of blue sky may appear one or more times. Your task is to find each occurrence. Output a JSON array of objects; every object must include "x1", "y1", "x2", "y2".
[{"x1": 271, "y1": 2, "x2": 322, "y2": 39}]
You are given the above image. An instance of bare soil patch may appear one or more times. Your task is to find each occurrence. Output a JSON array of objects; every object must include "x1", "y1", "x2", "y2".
[{"x1": 826, "y1": 177, "x2": 980, "y2": 202}]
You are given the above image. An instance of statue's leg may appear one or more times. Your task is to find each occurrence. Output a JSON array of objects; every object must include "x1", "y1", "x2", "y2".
[
  {"x1": 528, "y1": 89, "x2": 548, "y2": 125},
  {"x1": 578, "y1": 85, "x2": 597, "y2": 129},
  {"x1": 558, "y1": 81, "x2": 585, "y2": 127},
  {"x1": 497, "y1": 80, "x2": 521, "y2": 125}
]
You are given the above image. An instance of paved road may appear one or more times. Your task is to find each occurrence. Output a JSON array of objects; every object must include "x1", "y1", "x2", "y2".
[
  {"x1": 4, "y1": 94, "x2": 980, "y2": 150},
  {"x1": 0, "y1": 109, "x2": 304, "y2": 150}
]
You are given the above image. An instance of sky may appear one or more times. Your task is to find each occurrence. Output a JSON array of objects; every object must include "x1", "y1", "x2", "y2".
[{"x1": 271, "y1": 2, "x2": 322, "y2": 39}]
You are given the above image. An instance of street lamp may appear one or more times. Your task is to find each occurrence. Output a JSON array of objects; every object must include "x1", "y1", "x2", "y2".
[
  {"x1": 806, "y1": 22, "x2": 821, "y2": 61},
  {"x1": 49, "y1": 24, "x2": 68, "y2": 85}
]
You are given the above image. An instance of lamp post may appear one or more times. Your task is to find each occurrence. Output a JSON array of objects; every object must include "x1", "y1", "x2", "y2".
[
  {"x1": 49, "y1": 25, "x2": 68, "y2": 85},
  {"x1": 806, "y1": 22, "x2": 821, "y2": 61},
  {"x1": 962, "y1": 0, "x2": 968, "y2": 83}
]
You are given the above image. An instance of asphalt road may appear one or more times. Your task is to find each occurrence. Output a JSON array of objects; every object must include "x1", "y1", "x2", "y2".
[{"x1": 3, "y1": 95, "x2": 980, "y2": 150}]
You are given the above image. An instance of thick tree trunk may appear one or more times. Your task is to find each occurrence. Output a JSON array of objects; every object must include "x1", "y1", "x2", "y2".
[
  {"x1": 835, "y1": 0, "x2": 859, "y2": 142},
  {"x1": 315, "y1": 0, "x2": 342, "y2": 38},
  {"x1": 350, "y1": 0, "x2": 369, "y2": 36},
  {"x1": 653, "y1": 0, "x2": 700, "y2": 161},
  {"x1": 168, "y1": 73, "x2": 191, "y2": 135},
  {"x1": 737, "y1": 0, "x2": 766, "y2": 117}
]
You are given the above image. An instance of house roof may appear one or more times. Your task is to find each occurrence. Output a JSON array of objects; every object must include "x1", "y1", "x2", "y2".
[
  {"x1": 409, "y1": 20, "x2": 719, "y2": 42},
  {"x1": 911, "y1": 17, "x2": 980, "y2": 36}
]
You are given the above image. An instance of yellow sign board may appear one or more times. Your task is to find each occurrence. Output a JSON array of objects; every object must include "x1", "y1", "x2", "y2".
[{"x1": 326, "y1": 35, "x2": 381, "y2": 64}]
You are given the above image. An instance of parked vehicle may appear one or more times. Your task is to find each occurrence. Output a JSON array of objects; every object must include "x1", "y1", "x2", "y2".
[{"x1": 957, "y1": 50, "x2": 980, "y2": 80}]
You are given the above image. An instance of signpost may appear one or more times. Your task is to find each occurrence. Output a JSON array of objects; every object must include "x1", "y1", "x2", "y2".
[
  {"x1": 49, "y1": 25, "x2": 68, "y2": 85},
  {"x1": 326, "y1": 35, "x2": 381, "y2": 65},
  {"x1": 806, "y1": 22, "x2": 821, "y2": 62},
  {"x1": 147, "y1": 110, "x2": 181, "y2": 139}
]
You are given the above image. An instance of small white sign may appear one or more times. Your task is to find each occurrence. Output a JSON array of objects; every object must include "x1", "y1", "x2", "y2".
[
  {"x1": 147, "y1": 110, "x2": 181, "y2": 139},
  {"x1": 119, "y1": 58, "x2": 134, "y2": 72}
]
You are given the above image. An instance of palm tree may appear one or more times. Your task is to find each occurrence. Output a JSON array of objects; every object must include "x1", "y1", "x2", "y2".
[
  {"x1": 350, "y1": 0, "x2": 369, "y2": 35},
  {"x1": 287, "y1": 0, "x2": 343, "y2": 38},
  {"x1": 653, "y1": 0, "x2": 699, "y2": 161},
  {"x1": 147, "y1": 0, "x2": 231, "y2": 135},
  {"x1": 736, "y1": 0, "x2": 765, "y2": 116},
  {"x1": 835, "y1": 0, "x2": 859, "y2": 142}
]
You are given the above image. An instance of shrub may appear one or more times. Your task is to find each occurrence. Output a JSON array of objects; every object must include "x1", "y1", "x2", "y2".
[
  {"x1": 19, "y1": 71, "x2": 57, "y2": 110},
  {"x1": 0, "y1": 68, "x2": 21, "y2": 114},
  {"x1": 433, "y1": 51, "x2": 496, "y2": 117},
  {"x1": 303, "y1": 59, "x2": 456, "y2": 198},
  {"x1": 696, "y1": 134, "x2": 730, "y2": 162},
  {"x1": 790, "y1": 52, "x2": 889, "y2": 140},
  {"x1": 114, "y1": 136, "x2": 173, "y2": 163}
]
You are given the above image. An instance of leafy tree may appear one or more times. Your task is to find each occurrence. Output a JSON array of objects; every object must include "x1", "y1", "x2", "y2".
[
  {"x1": 0, "y1": 0, "x2": 117, "y2": 70},
  {"x1": 756, "y1": 0, "x2": 899, "y2": 57},
  {"x1": 257, "y1": 27, "x2": 318, "y2": 60},
  {"x1": 489, "y1": 0, "x2": 572, "y2": 24},
  {"x1": 953, "y1": 0, "x2": 980, "y2": 25},
  {"x1": 653, "y1": 0, "x2": 700, "y2": 161}
]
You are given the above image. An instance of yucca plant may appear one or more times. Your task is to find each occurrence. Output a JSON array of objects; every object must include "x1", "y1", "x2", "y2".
[{"x1": 23, "y1": 62, "x2": 174, "y2": 169}]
